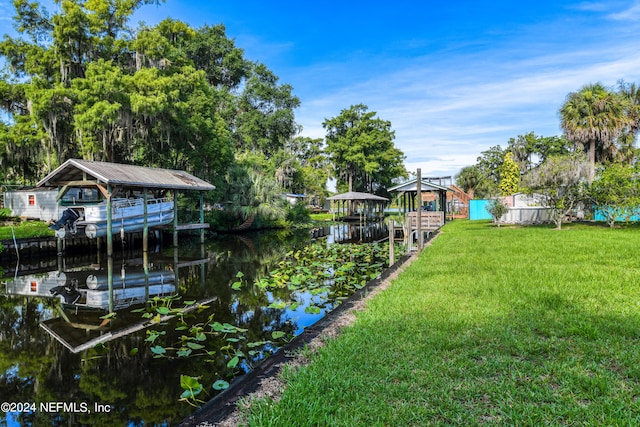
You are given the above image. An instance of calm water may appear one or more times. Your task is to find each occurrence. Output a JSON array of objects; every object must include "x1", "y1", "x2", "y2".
[{"x1": 0, "y1": 223, "x2": 390, "y2": 426}]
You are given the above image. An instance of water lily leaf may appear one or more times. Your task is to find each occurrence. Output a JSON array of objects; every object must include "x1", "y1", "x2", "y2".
[
  {"x1": 99, "y1": 312, "x2": 117, "y2": 320},
  {"x1": 183, "y1": 300, "x2": 196, "y2": 305},
  {"x1": 150, "y1": 345, "x2": 166, "y2": 355},
  {"x1": 291, "y1": 274, "x2": 305, "y2": 285},
  {"x1": 129, "y1": 347, "x2": 139, "y2": 356},
  {"x1": 180, "y1": 375, "x2": 203, "y2": 398},
  {"x1": 187, "y1": 342, "x2": 205, "y2": 350},
  {"x1": 156, "y1": 306, "x2": 171, "y2": 315},
  {"x1": 271, "y1": 331, "x2": 285, "y2": 340},
  {"x1": 231, "y1": 281, "x2": 242, "y2": 290},
  {"x1": 268, "y1": 301, "x2": 287, "y2": 309},
  {"x1": 236, "y1": 271, "x2": 244, "y2": 278},
  {"x1": 195, "y1": 332, "x2": 207, "y2": 341},
  {"x1": 212, "y1": 379, "x2": 230, "y2": 390},
  {"x1": 226, "y1": 323, "x2": 247, "y2": 332},
  {"x1": 304, "y1": 305, "x2": 321, "y2": 314},
  {"x1": 227, "y1": 355, "x2": 240, "y2": 369},
  {"x1": 145, "y1": 330, "x2": 165, "y2": 343},
  {"x1": 177, "y1": 348, "x2": 192, "y2": 357}
]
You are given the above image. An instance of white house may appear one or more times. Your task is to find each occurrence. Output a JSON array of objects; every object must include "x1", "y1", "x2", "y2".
[{"x1": 4, "y1": 187, "x2": 59, "y2": 221}]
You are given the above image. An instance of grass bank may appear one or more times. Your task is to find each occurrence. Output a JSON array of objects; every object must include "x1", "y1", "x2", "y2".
[
  {"x1": 242, "y1": 220, "x2": 640, "y2": 426},
  {"x1": 0, "y1": 220, "x2": 53, "y2": 240}
]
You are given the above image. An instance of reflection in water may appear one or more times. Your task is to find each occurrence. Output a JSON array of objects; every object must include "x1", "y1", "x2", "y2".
[{"x1": 0, "y1": 224, "x2": 389, "y2": 426}]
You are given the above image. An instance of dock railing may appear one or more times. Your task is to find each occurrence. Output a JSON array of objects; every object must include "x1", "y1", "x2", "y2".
[{"x1": 405, "y1": 211, "x2": 444, "y2": 251}]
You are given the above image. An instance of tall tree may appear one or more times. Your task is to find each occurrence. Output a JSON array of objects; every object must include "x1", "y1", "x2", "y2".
[
  {"x1": 184, "y1": 24, "x2": 249, "y2": 89},
  {"x1": 235, "y1": 62, "x2": 300, "y2": 157},
  {"x1": 617, "y1": 80, "x2": 640, "y2": 164},
  {"x1": 559, "y1": 83, "x2": 630, "y2": 180},
  {"x1": 323, "y1": 104, "x2": 406, "y2": 193},
  {"x1": 474, "y1": 145, "x2": 505, "y2": 196},
  {"x1": 506, "y1": 132, "x2": 571, "y2": 173},
  {"x1": 498, "y1": 152, "x2": 520, "y2": 196}
]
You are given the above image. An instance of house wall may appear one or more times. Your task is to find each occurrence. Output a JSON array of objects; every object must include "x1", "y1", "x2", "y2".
[{"x1": 4, "y1": 189, "x2": 59, "y2": 221}]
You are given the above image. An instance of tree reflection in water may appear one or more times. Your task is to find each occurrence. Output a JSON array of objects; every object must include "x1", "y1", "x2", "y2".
[{"x1": 0, "y1": 224, "x2": 393, "y2": 425}]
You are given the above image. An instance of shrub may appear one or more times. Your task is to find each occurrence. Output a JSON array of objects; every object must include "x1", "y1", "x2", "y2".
[
  {"x1": 286, "y1": 200, "x2": 311, "y2": 223},
  {"x1": 487, "y1": 199, "x2": 508, "y2": 227},
  {"x1": 0, "y1": 208, "x2": 12, "y2": 220}
]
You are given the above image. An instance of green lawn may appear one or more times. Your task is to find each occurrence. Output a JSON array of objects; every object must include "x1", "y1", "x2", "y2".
[
  {"x1": 243, "y1": 220, "x2": 640, "y2": 426},
  {"x1": 0, "y1": 220, "x2": 53, "y2": 241}
]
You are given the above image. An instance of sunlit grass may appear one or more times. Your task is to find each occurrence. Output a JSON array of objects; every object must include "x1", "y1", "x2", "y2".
[
  {"x1": 243, "y1": 220, "x2": 640, "y2": 426},
  {"x1": 0, "y1": 220, "x2": 54, "y2": 241}
]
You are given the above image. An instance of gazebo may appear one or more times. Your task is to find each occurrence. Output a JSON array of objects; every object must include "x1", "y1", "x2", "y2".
[{"x1": 326, "y1": 191, "x2": 389, "y2": 222}]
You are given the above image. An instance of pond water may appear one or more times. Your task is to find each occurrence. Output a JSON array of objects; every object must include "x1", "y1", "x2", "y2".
[{"x1": 0, "y1": 222, "x2": 393, "y2": 426}]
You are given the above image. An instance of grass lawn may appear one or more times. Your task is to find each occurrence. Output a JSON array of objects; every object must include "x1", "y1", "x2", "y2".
[
  {"x1": 309, "y1": 213, "x2": 334, "y2": 222},
  {"x1": 0, "y1": 220, "x2": 53, "y2": 241},
  {"x1": 242, "y1": 220, "x2": 640, "y2": 426}
]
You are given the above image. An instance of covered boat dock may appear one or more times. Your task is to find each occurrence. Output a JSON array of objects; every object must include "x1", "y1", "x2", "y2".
[
  {"x1": 388, "y1": 172, "x2": 453, "y2": 251},
  {"x1": 37, "y1": 159, "x2": 216, "y2": 255}
]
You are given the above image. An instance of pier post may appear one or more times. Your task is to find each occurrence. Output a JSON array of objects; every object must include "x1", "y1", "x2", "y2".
[
  {"x1": 143, "y1": 188, "x2": 149, "y2": 253},
  {"x1": 200, "y1": 191, "x2": 205, "y2": 244},
  {"x1": 388, "y1": 219, "x2": 394, "y2": 267},
  {"x1": 417, "y1": 168, "x2": 423, "y2": 251},
  {"x1": 107, "y1": 184, "x2": 114, "y2": 305},
  {"x1": 173, "y1": 190, "x2": 179, "y2": 247},
  {"x1": 107, "y1": 255, "x2": 114, "y2": 313},
  {"x1": 106, "y1": 184, "x2": 113, "y2": 257}
]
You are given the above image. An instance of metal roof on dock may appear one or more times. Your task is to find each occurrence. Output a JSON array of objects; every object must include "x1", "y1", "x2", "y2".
[
  {"x1": 326, "y1": 191, "x2": 389, "y2": 201},
  {"x1": 36, "y1": 159, "x2": 215, "y2": 191}
]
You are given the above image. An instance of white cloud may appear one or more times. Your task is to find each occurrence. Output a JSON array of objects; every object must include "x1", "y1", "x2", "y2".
[
  {"x1": 293, "y1": 27, "x2": 640, "y2": 180},
  {"x1": 608, "y1": 1, "x2": 640, "y2": 20}
]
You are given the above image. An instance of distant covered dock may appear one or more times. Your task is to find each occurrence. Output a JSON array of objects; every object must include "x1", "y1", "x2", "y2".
[{"x1": 327, "y1": 191, "x2": 389, "y2": 222}]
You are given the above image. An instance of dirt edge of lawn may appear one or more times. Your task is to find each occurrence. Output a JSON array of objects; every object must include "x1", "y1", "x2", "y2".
[{"x1": 179, "y1": 237, "x2": 434, "y2": 427}]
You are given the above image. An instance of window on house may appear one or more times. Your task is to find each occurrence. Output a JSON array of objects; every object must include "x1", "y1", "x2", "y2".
[{"x1": 28, "y1": 195, "x2": 35, "y2": 206}]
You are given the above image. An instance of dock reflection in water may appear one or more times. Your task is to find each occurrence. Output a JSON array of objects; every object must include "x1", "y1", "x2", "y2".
[{"x1": 0, "y1": 228, "x2": 320, "y2": 426}]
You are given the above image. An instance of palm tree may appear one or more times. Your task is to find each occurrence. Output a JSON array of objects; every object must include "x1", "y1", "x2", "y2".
[
  {"x1": 559, "y1": 83, "x2": 630, "y2": 181},
  {"x1": 225, "y1": 164, "x2": 287, "y2": 230},
  {"x1": 455, "y1": 165, "x2": 494, "y2": 199},
  {"x1": 617, "y1": 80, "x2": 640, "y2": 164}
]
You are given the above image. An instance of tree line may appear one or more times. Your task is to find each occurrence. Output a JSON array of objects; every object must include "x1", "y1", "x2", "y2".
[
  {"x1": 0, "y1": 0, "x2": 406, "y2": 228},
  {"x1": 456, "y1": 81, "x2": 640, "y2": 228}
]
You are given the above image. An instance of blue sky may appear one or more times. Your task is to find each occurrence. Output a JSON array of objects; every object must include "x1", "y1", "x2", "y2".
[{"x1": 2, "y1": 1, "x2": 640, "y2": 181}]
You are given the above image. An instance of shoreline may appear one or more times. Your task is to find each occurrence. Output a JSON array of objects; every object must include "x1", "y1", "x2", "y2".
[{"x1": 178, "y1": 236, "x2": 436, "y2": 427}]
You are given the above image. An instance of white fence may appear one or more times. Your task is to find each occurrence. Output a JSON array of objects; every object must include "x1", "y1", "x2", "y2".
[{"x1": 500, "y1": 207, "x2": 552, "y2": 224}]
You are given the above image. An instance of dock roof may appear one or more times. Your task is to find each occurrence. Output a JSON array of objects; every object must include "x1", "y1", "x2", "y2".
[
  {"x1": 326, "y1": 191, "x2": 389, "y2": 202},
  {"x1": 36, "y1": 159, "x2": 215, "y2": 191},
  {"x1": 388, "y1": 178, "x2": 451, "y2": 193}
]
